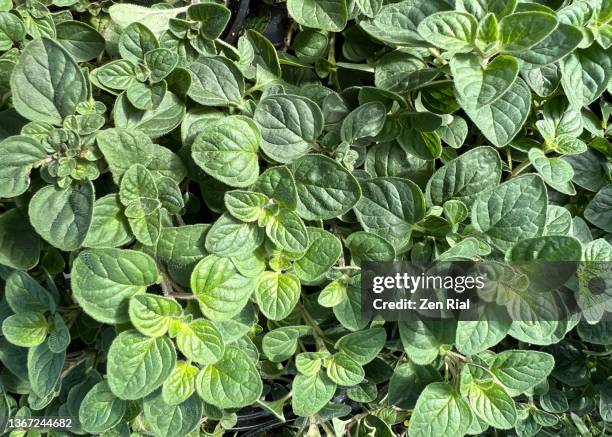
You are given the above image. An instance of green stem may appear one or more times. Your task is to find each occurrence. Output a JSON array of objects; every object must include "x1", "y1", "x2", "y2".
[
  {"x1": 428, "y1": 47, "x2": 448, "y2": 65},
  {"x1": 335, "y1": 62, "x2": 375, "y2": 73},
  {"x1": 508, "y1": 160, "x2": 532, "y2": 178},
  {"x1": 300, "y1": 305, "x2": 329, "y2": 351}
]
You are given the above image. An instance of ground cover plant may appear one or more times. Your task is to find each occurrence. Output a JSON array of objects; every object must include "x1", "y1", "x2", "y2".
[{"x1": 0, "y1": 0, "x2": 611, "y2": 435}]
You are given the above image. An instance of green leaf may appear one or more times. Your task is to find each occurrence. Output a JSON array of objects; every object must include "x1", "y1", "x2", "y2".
[
  {"x1": 374, "y1": 52, "x2": 436, "y2": 93},
  {"x1": 464, "y1": 77, "x2": 532, "y2": 147},
  {"x1": 231, "y1": 248, "x2": 266, "y2": 278},
  {"x1": 119, "y1": 164, "x2": 159, "y2": 215},
  {"x1": 296, "y1": 352, "x2": 326, "y2": 375},
  {"x1": 514, "y1": 24, "x2": 582, "y2": 68},
  {"x1": 154, "y1": 183, "x2": 185, "y2": 216},
  {"x1": 155, "y1": 224, "x2": 209, "y2": 285},
  {"x1": 397, "y1": 128, "x2": 442, "y2": 161},
  {"x1": 360, "y1": 0, "x2": 451, "y2": 46},
  {"x1": 318, "y1": 279, "x2": 347, "y2": 307},
  {"x1": 29, "y1": 181, "x2": 94, "y2": 251},
  {"x1": 128, "y1": 208, "x2": 162, "y2": 246},
  {"x1": 333, "y1": 276, "x2": 368, "y2": 331},
  {"x1": 83, "y1": 195, "x2": 132, "y2": 248},
  {"x1": 499, "y1": 12, "x2": 558, "y2": 53},
  {"x1": 2, "y1": 311, "x2": 47, "y2": 347},
  {"x1": 162, "y1": 361, "x2": 198, "y2": 405},
  {"x1": 0, "y1": 337, "x2": 28, "y2": 382},
  {"x1": 96, "y1": 128, "x2": 153, "y2": 183},
  {"x1": 417, "y1": 11, "x2": 477, "y2": 52},
  {"x1": 262, "y1": 325, "x2": 311, "y2": 362},
  {"x1": 113, "y1": 92, "x2": 185, "y2": 139},
  {"x1": 388, "y1": 362, "x2": 441, "y2": 409},
  {"x1": 143, "y1": 391, "x2": 203, "y2": 437},
  {"x1": 292, "y1": 154, "x2": 361, "y2": 220},
  {"x1": 490, "y1": 350, "x2": 554, "y2": 396},
  {"x1": 286, "y1": 0, "x2": 347, "y2": 32},
  {"x1": 584, "y1": 184, "x2": 612, "y2": 232},
  {"x1": 561, "y1": 45, "x2": 612, "y2": 108},
  {"x1": 540, "y1": 388, "x2": 569, "y2": 414},
  {"x1": 107, "y1": 329, "x2": 176, "y2": 400},
  {"x1": 10, "y1": 37, "x2": 87, "y2": 124},
  {"x1": 196, "y1": 347, "x2": 263, "y2": 408},
  {"x1": 5, "y1": 271, "x2": 54, "y2": 313},
  {"x1": 192, "y1": 115, "x2": 260, "y2": 188},
  {"x1": 354, "y1": 177, "x2": 426, "y2": 252},
  {"x1": 191, "y1": 254, "x2": 254, "y2": 320},
  {"x1": 79, "y1": 381, "x2": 127, "y2": 434},
  {"x1": 95, "y1": 59, "x2": 135, "y2": 90},
  {"x1": 47, "y1": 312, "x2": 70, "y2": 353},
  {"x1": 294, "y1": 29, "x2": 329, "y2": 63},
  {"x1": 187, "y1": 56, "x2": 244, "y2": 107},
  {"x1": 145, "y1": 49, "x2": 178, "y2": 83},
  {"x1": 0, "y1": 209, "x2": 40, "y2": 269},
  {"x1": 450, "y1": 54, "x2": 519, "y2": 109},
  {"x1": 127, "y1": 80, "x2": 167, "y2": 110},
  {"x1": 475, "y1": 13, "x2": 498, "y2": 52},
  {"x1": 265, "y1": 208, "x2": 310, "y2": 253},
  {"x1": 0, "y1": 10, "x2": 24, "y2": 47},
  {"x1": 71, "y1": 248, "x2": 159, "y2": 324},
  {"x1": 327, "y1": 352, "x2": 364, "y2": 386},
  {"x1": 456, "y1": 319, "x2": 511, "y2": 356},
  {"x1": 254, "y1": 94, "x2": 324, "y2": 163},
  {"x1": 188, "y1": 3, "x2": 231, "y2": 40},
  {"x1": 27, "y1": 340, "x2": 65, "y2": 396},
  {"x1": 129, "y1": 295, "x2": 182, "y2": 338},
  {"x1": 545, "y1": 205, "x2": 573, "y2": 236},
  {"x1": 341, "y1": 102, "x2": 387, "y2": 143},
  {"x1": 108, "y1": 3, "x2": 188, "y2": 36},
  {"x1": 255, "y1": 271, "x2": 301, "y2": 320},
  {"x1": 56, "y1": 21, "x2": 105, "y2": 62},
  {"x1": 345, "y1": 231, "x2": 395, "y2": 264},
  {"x1": 292, "y1": 370, "x2": 337, "y2": 416},
  {"x1": 426, "y1": 146, "x2": 501, "y2": 206},
  {"x1": 355, "y1": 0, "x2": 382, "y2": 18},
  {"x1": 253, "y1": 166, "x2": 298, "y2": 209},
  {"x1": 294, "y1": 227, "x2": 342, "y2": 282},
  {"x1": 176, "y1": 319, "x2": 225, "y2": 365},
  {"x1": 443, "y1": 199, "x2": 469, "y2": 224},
  {"x1": 399, "y1": 320, "x2": 456, "y2": 365},
  {"x1": 408, "y1": 382, "x2": 472, "y2": 437},
  {"x1": 335, "y1": 328, "x2": 386, "y2": 365},
  {"x1": 119, "y1": 22, "x2": 158, "y2": 64},
  {"x1": 457, "y1": 0, "x2": 516, "y2": 20},
  {"x1": 365, "y1": 141, "x2": 434, "y2": 183},
  {"x1": 467, "y1": 381, "x2": 517, "y2": 429},
  {"x1": 528, "y1": 148, "x2": 575, "y2": 195},
  {"x1": 0, "y1": 135, "x2": 47, "y2": 198},
  {"x1": 205, "y1": 213, "x2": 264, "y2": 257},
  {"x1": 224, "y1": 190, "x2": 268, "y2": 222},
  {"x1": 471, "y1": 174, "x2": 548, "y2": 251}
]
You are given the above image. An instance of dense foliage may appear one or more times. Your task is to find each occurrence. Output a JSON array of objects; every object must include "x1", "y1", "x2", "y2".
[{"x1": 0, "y1": 0, "x2": 611, "y2": 435}]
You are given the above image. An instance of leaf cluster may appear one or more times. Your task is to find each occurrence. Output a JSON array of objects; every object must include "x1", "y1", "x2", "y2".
[{"x1": 0, "y1": 0, "x2": 611, "y2": 436}]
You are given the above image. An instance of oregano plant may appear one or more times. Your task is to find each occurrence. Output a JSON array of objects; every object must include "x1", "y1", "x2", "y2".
[{"x1": 0, "y1": 0, "x2": 611, "y2": 435}]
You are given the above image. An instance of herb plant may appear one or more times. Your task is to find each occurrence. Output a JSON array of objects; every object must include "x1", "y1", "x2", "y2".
[{"x1": 0, "y1": 0, "x2": 611, "y2": 435}]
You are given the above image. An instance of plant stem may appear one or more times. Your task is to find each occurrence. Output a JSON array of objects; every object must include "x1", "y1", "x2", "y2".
[
  {"x1": 300, "y1": 305, "x2": 329, "y2": 351},
  {"x1": 428, "y1": 47, "x2": 448, "y2": 65},
  {"x1": 335, "y1": 62, "x2": 375, "y2": 73},
  {"x1": 508, "y1": 160, "x2": 532, "y2": 178},
  {"x1": 60, "y1": 352, "x2": 92, "y2": 378},
  {"x1": 160, "y1": 273, "x2": 173, "y2": 297},
  {"x1": 170, "y1": 292, "x2": 197, "y2": 300}
]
